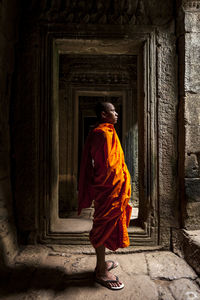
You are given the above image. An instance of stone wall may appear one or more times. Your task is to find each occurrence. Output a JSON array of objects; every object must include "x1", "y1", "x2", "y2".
[
  {"x1": 157, "y1": 29, "x2": 179, "y2": 246},
  {"x1": 0, "y1": 0, "x2": 19, "y2": 268},
  {"x1": 14, "y1": 0, "x2": 179, "y2": 248},
  {"x1": 177, "y1": 1, "x2": 200, "y2": 229}
]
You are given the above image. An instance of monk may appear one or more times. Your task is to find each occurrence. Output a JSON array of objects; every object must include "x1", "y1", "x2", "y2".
[{"x1": 78, "y1": 102, "x2": 132, "y2": 290}]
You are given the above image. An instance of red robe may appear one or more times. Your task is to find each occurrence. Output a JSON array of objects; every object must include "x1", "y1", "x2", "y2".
[{"x1": 78, "y1": 123, "x2": 132, "y2": 251}]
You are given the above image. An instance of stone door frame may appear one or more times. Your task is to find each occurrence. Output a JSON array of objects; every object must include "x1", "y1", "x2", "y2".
[{"x1": 39, "y1": 27, "x2": 158, "y2": 246}]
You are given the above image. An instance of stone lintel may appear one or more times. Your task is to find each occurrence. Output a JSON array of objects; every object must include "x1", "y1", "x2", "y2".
[{"x1": 182, "y1": 0, "x2": 200, "y2": 12}]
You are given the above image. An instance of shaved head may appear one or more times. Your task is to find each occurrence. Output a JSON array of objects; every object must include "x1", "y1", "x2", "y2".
[
  {"x1": 95, "y1": 102, "x2": 118, "y2": 124},
  {"x1": 95, "y1": 102, "x2": 112, "y2": 121}
]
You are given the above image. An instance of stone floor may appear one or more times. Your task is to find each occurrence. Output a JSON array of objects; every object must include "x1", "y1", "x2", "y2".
[{"x1": 0, "y1": 245, "x2": 200, "y2": 300}]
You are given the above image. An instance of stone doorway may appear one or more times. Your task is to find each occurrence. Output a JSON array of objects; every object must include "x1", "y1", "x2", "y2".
[
  {"x1": 58, "y1": 52, "x2": 139, "y2": 230},
  {"x1": 40, "y1": 35, "x2": 158, "y2": 246}
]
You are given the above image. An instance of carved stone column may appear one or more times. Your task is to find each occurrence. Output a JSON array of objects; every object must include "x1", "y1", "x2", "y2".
[{"x1": 177, "y1": 0, "x2": 200, "y2": 229}]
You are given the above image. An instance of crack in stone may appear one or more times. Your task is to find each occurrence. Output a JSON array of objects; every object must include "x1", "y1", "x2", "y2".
[
  {"x1": 153, "y1": 276, "x2": 198, "y2": 281},
  {"x1": 144, "y1": 252, "x2": 151, "y2": 277}
]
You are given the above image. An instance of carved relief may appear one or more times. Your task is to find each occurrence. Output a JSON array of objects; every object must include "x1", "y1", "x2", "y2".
[
  {"x1": 40, "y1": 0, "x2": 141, "y2": 24},
  {"x1": 22, "y1": 0, "x2": 174, "y2": 26},
  {"x1": 182, "y1": 0, "x2": 200, "y2": 10},
  {"x1": 60, "y1": 72, "x2": 132, "y2": 86},
  {"x1": 59, "y1": 54, "x2": 137, "y2": 88}
]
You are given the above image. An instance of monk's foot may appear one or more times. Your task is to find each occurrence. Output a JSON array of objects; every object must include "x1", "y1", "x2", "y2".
[
  {"x1": 106, "y1": 260, "x2": 119, "y2": 271},
  {"x1": 95, "y1": 270, "x2": 124, "y2": 290},
  {"x1": 95, "y1": 260, "x2": 118, "y2": 273}
]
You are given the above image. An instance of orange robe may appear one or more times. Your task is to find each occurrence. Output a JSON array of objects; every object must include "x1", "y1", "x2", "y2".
[{"x1": 78, "y1": 123, "x2": 132, "y2": 251}]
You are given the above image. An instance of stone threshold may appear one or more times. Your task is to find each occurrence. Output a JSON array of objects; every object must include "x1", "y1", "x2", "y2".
[
  {"x1": 172, "y1": 229, "x2": 200, "y2": 276},
  {"x1": 42, "y1": 244, "x2": 165, "y2": 256}
]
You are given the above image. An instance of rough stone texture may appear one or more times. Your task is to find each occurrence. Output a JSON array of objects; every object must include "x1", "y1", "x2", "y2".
[
  {"x1": 186, "y1": 126, "x2": 200, "y2": 154},
  {"x1": 178, "y1": 3, "x2": 200, "y2": 230},
  {"x1": 15, "y1": 245, "x2": 48, "y2": 267},
  {"x1": 196, "y1": 278, "x2": 200, "y2": 287},
  {"x1": 22, "y1": 0, "x2": 174, "y2": 26},
  {"x1": 185, "y1": 179, "x2": 200, "y2": 202},
  {"x1": 0, "y1": 290, "x2": 55, "y2": 300},
  {"x1": 185, "y1": 93, "x2": 200, "y2": 126},
  {"x1": 156, "y1": 284, "x2": 175, "y2": 300},
  {"x1": 114, "y1": 253, "x2": 148, "y2": 275},
  {"x1": 157, "y1": 29, "x2": 179, "y2": 240},
  {"x1": 185, "y1": 32, "x2": 200, "y2": 94},
  {"x1": 169, "y1": 278, "x2": 200, "y2": 300},
  {"x1": 185, "y1": 153, "x2": 199, "y2": 178},
  {"x1": 172, "y1": 229, "x2": 200, "y2": 275},
  {"x1": 146, "y1": 251, "x2": 197, "y2": 280},
  {"x1": 185, "y1": 203, "x2": 200, "y2": 230},
  {"x1": 0, "y1": 248, "x2": 199, "y2": 299},
  {"x1": 0, "y1": 0, "x2": 19, "y2": 269}
]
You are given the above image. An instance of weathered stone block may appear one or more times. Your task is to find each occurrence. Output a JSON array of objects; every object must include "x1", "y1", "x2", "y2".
[
  {"x1": 185, "y1": 32, "x2": 200, "y2": 58},
  {"x1": 112, "y1": 253, "x2": 148, "y2": 275},
  {"x1": 185, "y1": 12, "x2": 200, "y2": 33},
  {"x1": 15, "y1": 245, "x2": 48, "y2": 267},
  {"x1": 172, "y1": 228, "x2": 185, "y2": 258},
  {"x1": 169, "y1": 278, "x2": 200, "y2": 300},
  {"x1": 159, "y1": 226, "x2": 171, "y2": 249},
  {"x1": 185, "y1": 125, "x2": 200, "y2": 153},
  {"x1": 157, "y1": 285, "x2": 174, "y2": 300},
  {"x1": 177, "y1": 229, "x2": 200, "y2": 275},
  {"x1": 185, "y1": 33, "x2": 200, "y2": 93},
  {"x1": 185, "y1": 93, "x2": 200, "y2": 126},
  {"x1": 185, "y1": 65, "x2": 200, "y2": 94},
  {"x1": 185, "y1": 153, "x2": 199, "y2": 177},
  {"x1": 0, "y1": 231, "x2": 18, "y2": 265},
  {"x1": 185, "y1": 179, "x2": 200, "y2": 202},
  {"x1": 123, "y1": 275, "x2": 159, "y2": 300},
  {"x1": 157, "y1": 31, "x2": 178, "y2": 237},
  {"x1": 146, "y1": 251, "x2": 197, "y2": 280},
  {"x1": 185, "y1": 202, "x2": 200, "y2": 229}
]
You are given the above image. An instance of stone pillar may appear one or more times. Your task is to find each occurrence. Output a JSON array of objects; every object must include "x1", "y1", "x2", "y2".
[
  {"x1": 177, "y1": 0, "x2": 200, "y2": 229},
  {"x1": 0, "y1": 0, "x2": 19, "y2": 269}
]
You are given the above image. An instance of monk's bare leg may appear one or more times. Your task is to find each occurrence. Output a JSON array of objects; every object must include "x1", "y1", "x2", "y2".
[{"x1": 95, "y1": 245, "x2": 123, "y2": 289}]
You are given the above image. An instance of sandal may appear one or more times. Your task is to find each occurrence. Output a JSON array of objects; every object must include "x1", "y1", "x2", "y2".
[
  {"x1": 94, "y1": 260, "x2": 119, "y2": 273},
  {"x1": 95, "y1": 275, "x2": 124, "y2": 290},
  {"x1": 107, "y1": 260, "x2": 119, "y2": 271}
]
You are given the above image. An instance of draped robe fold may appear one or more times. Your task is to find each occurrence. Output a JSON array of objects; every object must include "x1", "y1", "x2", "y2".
[{"x1": 78, "y1": 123, "x2": 132, "y2": 251}]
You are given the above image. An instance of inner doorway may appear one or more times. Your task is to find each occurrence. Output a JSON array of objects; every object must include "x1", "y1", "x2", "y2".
[
  {"x1": 59, "y1": 93, "x2": 124, "y2": 219},
  {"x1": 58, "y1": 53, "x2": 138, "y2": 228},
  {"x1": 58, "y1": 88, "x2": 138, "y2": 231},
  {"x1": 57, "y1": 48, "x2": 139, "y2": 230}
]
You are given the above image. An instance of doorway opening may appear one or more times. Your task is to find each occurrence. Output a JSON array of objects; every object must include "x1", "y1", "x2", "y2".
[{"x1": 42, "y1": 36, "x2": 158, "y2": 246}]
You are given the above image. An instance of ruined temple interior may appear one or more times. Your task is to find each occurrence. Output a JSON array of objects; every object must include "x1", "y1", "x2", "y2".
[{"x1": 0, "y1": 0, "x2": 200, "y2": 295}]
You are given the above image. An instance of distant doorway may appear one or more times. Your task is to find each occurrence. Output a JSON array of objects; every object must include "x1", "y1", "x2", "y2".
[{"x1": 58, "y1": 89, "x2": 138, "y2": 218}]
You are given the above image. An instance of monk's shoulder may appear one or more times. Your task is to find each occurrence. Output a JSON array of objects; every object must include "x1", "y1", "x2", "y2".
[
  {"x1": 90, "y1": 128, "x2": 107, "y2": 147},
  {"x1": 93, "y1": 124, "x2": 114, "y2": 137}
]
